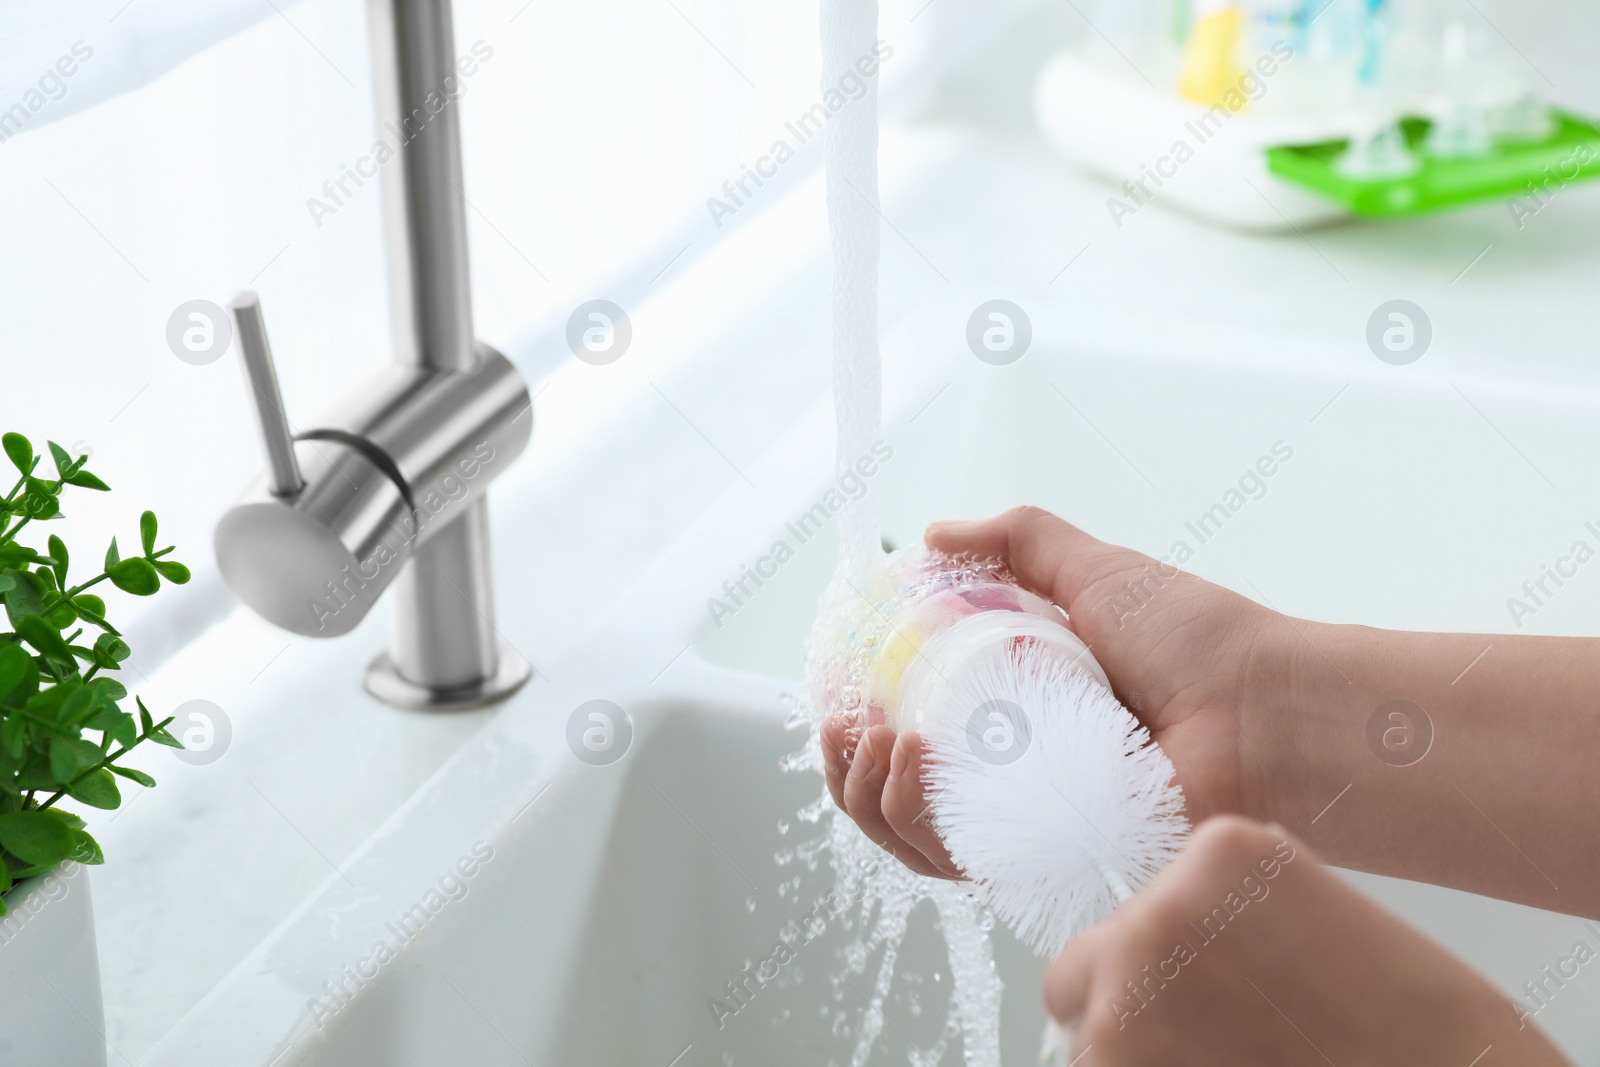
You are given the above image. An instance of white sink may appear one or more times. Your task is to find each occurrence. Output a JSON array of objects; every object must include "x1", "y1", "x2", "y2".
[
  {"x1": 143, "y1": 660, "x2": 1049, "y2": 1066},
  {"x1": 313, "y1": 681, "x2": 1045, "y2": 1066}
]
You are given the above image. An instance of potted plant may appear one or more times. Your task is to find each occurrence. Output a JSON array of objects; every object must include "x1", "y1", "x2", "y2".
[{"x1": 0, "y1": 432, "x2": 187, "y2": 1067}]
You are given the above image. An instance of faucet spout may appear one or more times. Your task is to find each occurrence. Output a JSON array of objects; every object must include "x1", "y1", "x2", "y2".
[{"x1": 214, "y1": 0, "x2": 532, "y2": 710}]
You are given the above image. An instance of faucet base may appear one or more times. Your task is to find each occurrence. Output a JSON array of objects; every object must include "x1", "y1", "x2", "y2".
[{"x1": 363, "y1": 641, "x2": 532, "y2": 711}]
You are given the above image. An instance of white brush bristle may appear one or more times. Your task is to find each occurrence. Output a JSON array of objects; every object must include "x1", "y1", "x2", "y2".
[{"x1": 920, "y1": 640, "x2": 1189, "y2": 956}]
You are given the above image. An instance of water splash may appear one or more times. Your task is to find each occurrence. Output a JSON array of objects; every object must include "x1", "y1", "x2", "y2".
[{"x1": 788, "y1": 573, "x2": 1005, "y2": 1067}]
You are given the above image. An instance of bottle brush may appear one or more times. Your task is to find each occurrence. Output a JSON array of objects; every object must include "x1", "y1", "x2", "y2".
[{"x1": 812, "y1": 549, "x2": 1190, "y2": 955}]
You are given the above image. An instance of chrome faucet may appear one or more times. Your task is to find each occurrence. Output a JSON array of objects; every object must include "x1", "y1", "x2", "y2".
[{"x1": 215, "y1": 0, "x2": 531, "y2": 710}]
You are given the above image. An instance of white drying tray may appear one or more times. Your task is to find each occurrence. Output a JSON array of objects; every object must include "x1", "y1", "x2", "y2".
[{"x1": 1034, "y1": 49, "x2": 1355, "y2": 232}]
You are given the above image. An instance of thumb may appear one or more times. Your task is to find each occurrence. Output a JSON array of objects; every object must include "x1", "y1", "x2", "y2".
[{"x1": 925, "y1": 507, "x2": 1127, "y2": 614}]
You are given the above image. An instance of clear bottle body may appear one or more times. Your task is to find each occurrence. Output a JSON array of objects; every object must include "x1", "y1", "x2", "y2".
[{"x1": 818, "y1": 552, "x2": 1110, "y2": 733}]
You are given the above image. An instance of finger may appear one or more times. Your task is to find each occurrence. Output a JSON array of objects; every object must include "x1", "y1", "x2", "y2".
[
  {"x1": 925, "y1": 507, "x2": 1125, "y2": 612},
  {"x1": 843, "y1": 725, "x2": 946, "y2": 879},
  {"x1": 881, "y1": 731, "x2": 962, "y2": 878},
  {"x1": 821, "y1": 714, "x2": 857, "y2": 814},
  {"x1": 1043, "y1": 921, "x2": 1108, "y2": 1026}
]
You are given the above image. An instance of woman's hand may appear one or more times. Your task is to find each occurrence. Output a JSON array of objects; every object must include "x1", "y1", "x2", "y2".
[
  {"x1": 821, "y1": 506, "x2": 1291, "y2": 878},
  {"x1": 1046, "y1": 815, "x2": 1570, "y2": 1066}
]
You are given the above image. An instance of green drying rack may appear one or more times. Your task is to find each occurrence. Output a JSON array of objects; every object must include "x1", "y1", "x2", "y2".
[{"x1": 1264, "y1": 110, "x2": 1600, "y2": 218}]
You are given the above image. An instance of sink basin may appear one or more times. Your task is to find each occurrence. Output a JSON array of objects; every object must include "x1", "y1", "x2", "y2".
[{"x1": 145, "y1": 664, "x2": 1047, "y2": 1066}]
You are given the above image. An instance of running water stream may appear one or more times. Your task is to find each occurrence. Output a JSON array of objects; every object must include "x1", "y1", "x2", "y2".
[{"x1": 781, "y1": 1, "x2": 1008, "y2": 1063}]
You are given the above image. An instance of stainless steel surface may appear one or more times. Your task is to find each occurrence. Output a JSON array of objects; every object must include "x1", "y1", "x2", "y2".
[
  {"x1": 229, "y1": 291, "x2": 303, "y2": 498},
  {"x1": 215, "y1": 438, "x2": 412, "y2": 637},
  {"x1": 215, "y1": 0, "x2": 530, "y2": 709},
  {"x1": 213, "y1": 346, "x2": 531, "y2": 639},
  {"x1": 364, "y1": 0, "x2": 518, "y2": 705},
  {"x1": 326, "y1": 343, "x2": 531, "y2": 510},
  {"x1": 365, "y1": 500, "x2": 531, "y2": 709},
  {"x1": 364, "y1": 637, "x2": 532, "y2": 710},
  {"x1": 367, "y1": 0, "x2": 476, "y2": 374}
]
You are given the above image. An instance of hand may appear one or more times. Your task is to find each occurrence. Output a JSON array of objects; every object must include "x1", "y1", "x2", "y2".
[
  {"x1": 1046, "y1": 815, "x2": 1569, "y2": 1065},
  {"x1": 822, "y1": 506, "x2": 1290, "y2": 878}
]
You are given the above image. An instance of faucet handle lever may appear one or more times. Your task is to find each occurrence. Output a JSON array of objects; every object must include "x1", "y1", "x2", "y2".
[{"x1": 229, "y1": 291, "x2": 303, "y2": 498}]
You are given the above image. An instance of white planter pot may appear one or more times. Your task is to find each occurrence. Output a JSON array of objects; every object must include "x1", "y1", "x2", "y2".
[{"x1": 0, "y1": 862, "x2": 107, "y2": 1067}]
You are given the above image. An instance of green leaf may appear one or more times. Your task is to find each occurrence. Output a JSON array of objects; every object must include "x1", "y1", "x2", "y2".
[
  {"x1": 70, "y1": 596, "x2": 117, "y2": 636},
  {"x1": 66, "y1": 768, "x2": 119, "y2": 810},
  {"x1": 23, "y1": 683, "x2": 69, "y2": 724},
  {"x1": 2, "y1": 434, "x2": 33, "y2": 476},
  {"x1": 0, "y1": 572, "x2": 14, "y2": 594},
  {"x1": 0, "y1": 855, "x2": 11, "y2": 898},
  {"x1": 15, "y1": 753, "x2": 56, "y2": 791},
  {"x1": 92, "y1": 633, "x2": 130, "y2": 668},
  {"x1": 46, "y1": 535, "x2": 67, "y2": 586},
  {"x1": 67, "y1": 829, "x2": 103, "y2": 865},
  {"x1": 139, "y1": 511, "x2": 157, "y2": 556},
  {"x1": 3, "y1": 572, "x2": 45, "y2": 634},
  {"x1": 93, "y1": 677, "x2": 127, "y2": 702},
  {"x1": 47, "y1": 441, "x2": 73, "y2": 479},
  {"x1": 152, "y1": 559, "x2": 191, "y2": 585},
  {"x1": 137, "y1": 697, "x2": 153, "y2": 734},
  {"x1": 104, "y1": 537, "x2": 119, "y2": 570},
  {"x1": 0, "y1": 642, "x2": 37, "y2": 702},
  {"x1": 17, "y1": 615, "x2": 74, "y2": 667},
  {"x1": 107, "y1": 558, "x2": 159, "y2": 596},
  {"x1": 0, "y1": 810, "x2": 72, "y2": 867},
  {"x1": 149, "y1": 726, "x2": 182, "y2": 749},
  {"x1": 95, "y1": 709, "x2": 136, "y2": 749},
  {"x1": 60, "y1": 686, "x2": 95, "y2": 726},
  {"x1": 69, "y1": 738, "x2": 103, "y2": 766},
  {"x1": 48, "y1": 736, "x2": 77, "y2": 781},
  {"x1": 65, "y1": 469, "x2": 109, "y2": 491},
  {"x1": 0, "y1": 715, "x2": 26, "y2": 760},
  {"x1": 108, "y1": 765, "x2": 155, "y2": 788},
  {"x1": 22, "y1": 478, "x2": 59, "y2": 520},
  {"x1": 0, "y1": 544, "x2": 50, "y2": 567}
]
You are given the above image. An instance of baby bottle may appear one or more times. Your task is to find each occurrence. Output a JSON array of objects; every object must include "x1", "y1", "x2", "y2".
[{"x1": 816, "y1": 551, "x2": 1111, "y2": 734}]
